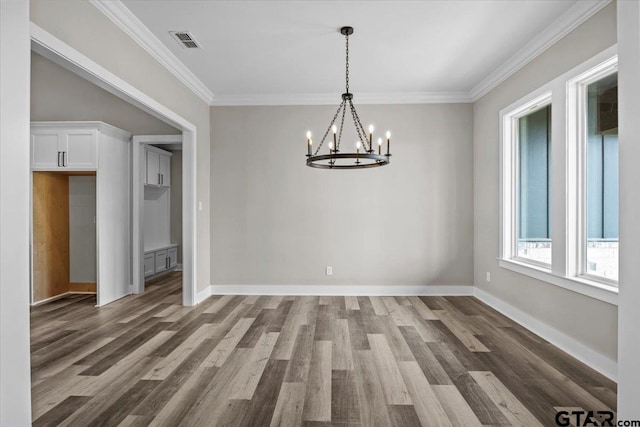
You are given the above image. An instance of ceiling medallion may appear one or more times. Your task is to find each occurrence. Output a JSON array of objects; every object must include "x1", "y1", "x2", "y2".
[{"x1": 305, "y1": 26, "x2": 392, "y2": 169}]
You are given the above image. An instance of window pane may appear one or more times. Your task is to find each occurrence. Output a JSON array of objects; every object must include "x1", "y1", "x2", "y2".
[
  {"x1": 517, "y1": 105, "x2": 551, "y2": 264},
  {"x1": 586, "y1": 73, "x2": 618, "y2": 281}
]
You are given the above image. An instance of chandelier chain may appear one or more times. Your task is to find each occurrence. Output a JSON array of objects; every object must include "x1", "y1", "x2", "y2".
[
  {"x1": 337, "y1": 101, "x2": 347, "y2": 151},
  {"x1": 345, "y1": 33, "x2": 350, "y2": 93},
  {"x1": 349, "y1": 99, "x2": 371, "y2": 151},
  {"x1": 348, "y1": 100, "x2": 368, "y2": 150},
  {"x1": 313, "y1": 100, "x2": 345, "y2": 156}
]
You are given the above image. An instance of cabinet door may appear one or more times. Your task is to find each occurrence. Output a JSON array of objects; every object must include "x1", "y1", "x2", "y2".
[
  {"x1": 168, "y1": 247, "x2": 178, "y2": 268},
  {"x1": 154, "y1": 249, "x2": 168, "y2": 273},
  {"x1": 159, "y1": 154, "x2": 171, "y2": 187},
  {"x1": 146, "y1": 150, "x2": 160, "y2": 185},
  {"x1": 65, "y1": 130, "x2": 97, "y2": 169},
  {"x1": 143, "y1": 253, "x2": 155, "y2": 277},
  {"x1": 32, "y1": 131, "x2": 64, "y2": 169}
]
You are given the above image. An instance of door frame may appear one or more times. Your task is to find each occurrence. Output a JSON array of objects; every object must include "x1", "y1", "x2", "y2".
[
  {"x1": 132, "y1": 134, "x2": 182, "y2": 295},
  {"x1": 31, "y1": 23, "x2": 198, "y2": 305}
]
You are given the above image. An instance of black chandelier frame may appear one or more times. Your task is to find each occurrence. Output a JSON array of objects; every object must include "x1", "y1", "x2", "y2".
[{"x1": 306, "y1": 26, "x2": 391, "y2": 169}]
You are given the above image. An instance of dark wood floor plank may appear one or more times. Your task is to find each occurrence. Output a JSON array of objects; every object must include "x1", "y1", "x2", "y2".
[
  {"x1": 452, "y1": 373, "x2": 511, "y2": 425},
  {"x1": 87, "y1": 379, "x2": 161, "y2": 426},
  {"x1": 387, "y1": 404, "x2": 422, "y2": 427},
  {"x1": 236, "y1": 359, "x2": 288, "y2": 426},
  {"x1": 33, "y1": 396, "x2": 92, "y2": 427},
  {"x1": 331, "y1": 369, "x2": 360, "y2": 425},
  {"x1": 236, "y1": 307, "x2": 276, "y2": 348},
  {"x1": 398, "y1": 325, "x2": 452, "y2": 385},
  {"x1": 347, "y1": 310, "x2": 371, "y2": 350}
]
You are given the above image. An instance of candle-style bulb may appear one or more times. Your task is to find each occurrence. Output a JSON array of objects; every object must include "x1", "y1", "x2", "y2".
[
  {"x1": 386, "y1": 131, "x2": 391, "y2": 139},
  {"x1": 306, "y1": 131, "x2": 312, "y2": 139},
  {"x1": 332, "y1": 125, "x2": 337, "y2": 134},
  {"x1": 356, "y1": 141, "x2": 361, "y2": 149},
  {"x1": 377, "y1": 138, "x2": 382, "y2": 146},
  {"x1": 329, "y1": 141, "x2": 334, "y2": 150},
  {"x1": 369, "y1": 124, "x2": 374, "y2": 133}
]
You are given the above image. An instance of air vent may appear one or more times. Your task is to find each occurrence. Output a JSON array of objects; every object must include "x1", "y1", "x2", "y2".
[{"x1": 170, "y1": 31, "x2": 201, "y2": 49}]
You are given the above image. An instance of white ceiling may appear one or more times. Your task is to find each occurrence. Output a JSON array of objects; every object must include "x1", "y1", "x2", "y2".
[{"x1": 120, "y1": 0, "x2": 581, "y2": 103}]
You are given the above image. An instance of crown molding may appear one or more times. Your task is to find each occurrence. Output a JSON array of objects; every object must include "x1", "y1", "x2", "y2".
[
  {"x1": 210, "y1": 91, "x2": 472, "y2": 106},
  {"x1": 91, "y1": 0, "x2": 610, "y2": 107},
  {"x1": 90, "y1": 0, "x2": 214, "y2": 105},
  {"x1": 470, "y1": 0, "x2": 612, "y2": 102}
]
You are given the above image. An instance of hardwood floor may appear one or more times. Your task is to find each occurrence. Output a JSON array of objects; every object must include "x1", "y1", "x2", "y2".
[{"x1": 31, "y1": 272, "x2": 616, "y2": 426}]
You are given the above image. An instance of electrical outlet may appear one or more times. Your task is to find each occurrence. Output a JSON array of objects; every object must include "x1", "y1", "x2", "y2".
[
  {"x1": 326, "y1": 266, "x2": 333, "y2": 276},
  {"x1": 486, "y1": 272, "x2": 491, "y2": 282}
]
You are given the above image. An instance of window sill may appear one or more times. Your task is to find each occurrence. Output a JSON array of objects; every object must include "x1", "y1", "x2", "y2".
[{"x1": 498, "y1": 258, "x2": 618, "y2": 305}]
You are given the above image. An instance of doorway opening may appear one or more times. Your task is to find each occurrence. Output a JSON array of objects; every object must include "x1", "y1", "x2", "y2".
[
  {"x1": 31, "y1": 26, "x2": 198, "y2": 306},
  {"x1": 32, "y1": 171, "x2": 97, "y2": 305}
]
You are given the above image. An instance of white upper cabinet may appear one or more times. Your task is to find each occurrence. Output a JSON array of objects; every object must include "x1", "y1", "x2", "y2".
[
  {"x1": 159, "y1": 153, "x2": 171, "y2": 187},
  {"x1": 65, "y1": 130, "x2": 97, "y2": 169},
  {"x1": 146, "y1": 150, "x2": 160, "y2": 185},
  {"x1": 32, "y1": 130, "x2": 63, "y2": 169},
  {"x1": 31, "y1": 126, "x2": 97, "y2": 170},
  {"x1": 144, "y1": 145, "x2": 171, "y2": 187}
]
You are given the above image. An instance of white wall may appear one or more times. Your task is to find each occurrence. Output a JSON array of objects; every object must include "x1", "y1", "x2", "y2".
[
  {"x1": 144, "y1": 186, "x2": 170, "y2": 251},
  {"x1": 617, "y1": 0, "x2": 640, "y2": 418},
  {"x1": 69, "y1": 176, "x2": 97, "y2": 283},
  {"x1": 31, "y1": 0, "x2": 211, "y2": 293},
  {"x1": 0, "y1": 1, "x2": 32, "y2": 425},
  {"x1": 211, "y1": 104, "x2": 474, "y2": 287},
  {"x1": 31, "y1": 52, "x2": 179, "y2": 135},
  {"x1": 473, "y1": 3, "x2": 618, "y2": 366},
  {"x1": 170, "y1": 150, "x2": 183, "y2": 263}
]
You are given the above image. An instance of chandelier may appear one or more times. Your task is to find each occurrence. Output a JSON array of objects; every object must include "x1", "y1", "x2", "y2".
[{"x1": 305, "y1": 26, "x2": 392, "y2": 169}]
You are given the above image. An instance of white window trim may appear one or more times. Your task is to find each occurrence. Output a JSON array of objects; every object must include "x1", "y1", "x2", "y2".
[
  {"x1": 500, "y1": 90, "x2": 553, "y2": 268},
  {"x1": 566, "y1": 56, "x2": 619, "y2": 285},
  {"x1": 499, "y1": 45, "x2": 619, "y2": 305}
]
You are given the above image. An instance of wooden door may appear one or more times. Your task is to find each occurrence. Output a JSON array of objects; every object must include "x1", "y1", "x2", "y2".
[{"x1": 32, "y1": 172, "x2": 69, "y2": 302}]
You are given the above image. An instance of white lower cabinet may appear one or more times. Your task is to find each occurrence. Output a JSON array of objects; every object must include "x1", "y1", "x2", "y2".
[
  {"x1": 168, "y1": 247, "x2": 178, "y2": 269},
  {"x1": 144, "y1": 244, "x2": 178, "y2": 278},
  {"x1": 154, "y1": 250, "x2": 168, "y2": 274},
  {"x1": 143, "y1": 253, "x2": 155, "y2": 276}
]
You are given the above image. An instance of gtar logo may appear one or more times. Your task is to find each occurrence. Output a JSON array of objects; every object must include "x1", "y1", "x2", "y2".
[{"x1": 555, "y1": 410, "x2": 615, "y2": 427}]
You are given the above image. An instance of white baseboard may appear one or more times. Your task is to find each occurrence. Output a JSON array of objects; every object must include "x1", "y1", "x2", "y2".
[
  {"x1": 31, "y1": 291, "x2": 96, "y2": 306},
  {"x1": 473, "y1": 287, "x2": 617, "y2": 381},
  {"x1": 195, "y1": 285, "x2": 212, "y2": 304},
  {"x1": 31, "y1": 292, "x2": 71, "y2": 306},
  {"x1": 203, "y1": 284, "x2": 473, "y2": 297}
]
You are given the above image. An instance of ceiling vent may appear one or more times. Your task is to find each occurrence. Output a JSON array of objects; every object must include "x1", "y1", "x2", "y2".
[{"x1": 170, "y1": 31, "x2": 201, "y2": 49}]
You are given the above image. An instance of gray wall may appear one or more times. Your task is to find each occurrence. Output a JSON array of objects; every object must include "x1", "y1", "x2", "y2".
[
  {"x1": 31, "y1": 52, "x2": 178, "y2": 135},
  {"x1": 171, "y1": 150, "x2": 183, "y2": 263},
  {"x1": 211, "y1": 104, "x2": 474, "y2": 286},
  {"x1": 473, "y1": 3, "x2": 618, "y2": 362},
  {"x1": 69, "y1": 176, "x2": 96, "y2": 283}
]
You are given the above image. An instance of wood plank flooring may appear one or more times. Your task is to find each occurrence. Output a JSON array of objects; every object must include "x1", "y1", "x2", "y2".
[{"x1": 31, "y1": 272, "x2": 616, "y2": 426}]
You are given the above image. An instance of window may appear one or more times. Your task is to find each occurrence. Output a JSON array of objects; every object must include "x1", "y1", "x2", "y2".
[
  {"x1": 500, "y1": 91, "x2": 552, "y2": 269},
  {"x1": 584, "y1": 73, "x2": 618, "y2": 281},
  {"x1": 517, "y1": 106, "x2": 551, "y2": 264},
  {"x1": 499, "y1": 46, "x2": 619, "y2": 304}
]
